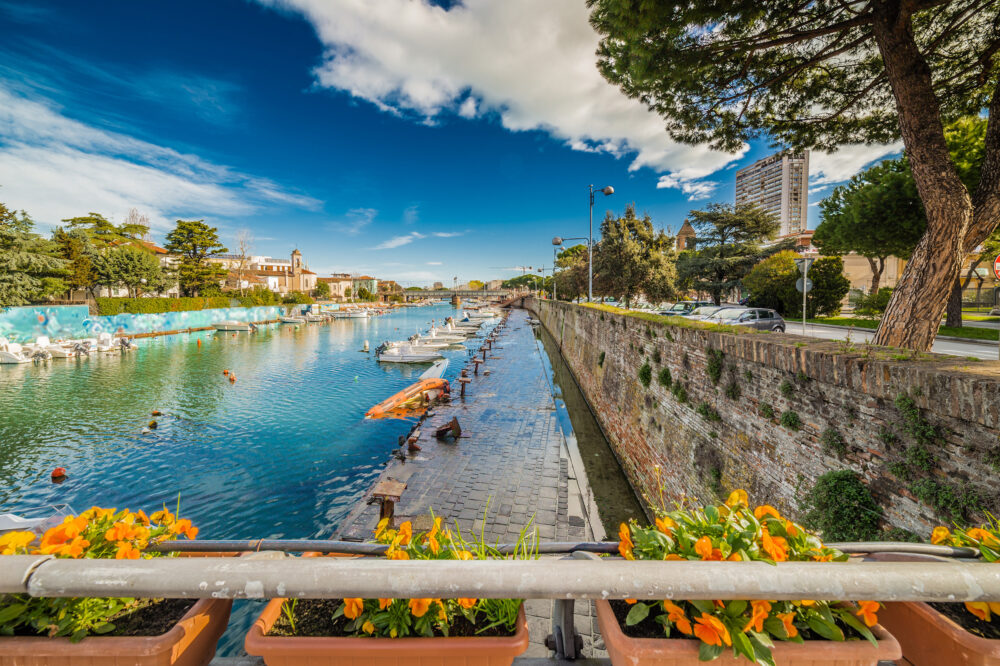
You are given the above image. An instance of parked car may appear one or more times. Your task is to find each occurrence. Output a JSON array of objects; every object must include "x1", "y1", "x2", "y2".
[
  {"x1": 704, "y1": 307, "x2": 786, "y2": 332},
  {"x1": 659, "y1": 300, "x2": 714, "y2": 316},
  {"x1": 685, "y1": 305, "x2": 737, "y2": 320}
]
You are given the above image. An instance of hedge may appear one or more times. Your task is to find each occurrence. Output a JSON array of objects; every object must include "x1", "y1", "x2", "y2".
[{"x1": 96, "y1": 296, "x2": 236, "y2": 316}]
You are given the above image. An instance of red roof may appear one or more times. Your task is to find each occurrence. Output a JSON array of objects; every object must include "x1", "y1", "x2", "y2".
[{"x1": 139, "y1": 239, "x2": 168, "y2": 254}]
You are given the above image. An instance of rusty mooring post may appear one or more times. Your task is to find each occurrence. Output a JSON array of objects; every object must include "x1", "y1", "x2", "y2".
[
  {"x1": 472, "y1": 358, "x2": 484, "y2": 375},
  {"x1": 372, "y1": 480, "x2": 406, "y2": 524}
]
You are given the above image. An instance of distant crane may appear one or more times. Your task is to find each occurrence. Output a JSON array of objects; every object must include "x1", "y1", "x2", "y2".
[{"x1": 490, "y1": 266, "x2": 534, "y2": 275}]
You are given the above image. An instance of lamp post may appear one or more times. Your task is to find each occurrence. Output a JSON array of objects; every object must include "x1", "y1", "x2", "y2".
[
  {"x1": 552, "y1": 236, "x2": 589, "y2": 303},
  {"x1": 588, "y1": 184, "x2": 614, "y2": 302}
]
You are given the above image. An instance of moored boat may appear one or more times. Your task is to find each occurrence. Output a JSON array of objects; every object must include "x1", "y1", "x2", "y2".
[
  {"x1": 365, "y1": 377, "x2": 451, "y2": 419},
  {"x1": 213, "y1": 320, "x2": 254, "y2": 331},
  {"x1": 374, "y1": 343, "x2": 443, "y2": 363}
]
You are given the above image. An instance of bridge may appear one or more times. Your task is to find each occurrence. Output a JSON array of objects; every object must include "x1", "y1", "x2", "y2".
[{"x1": 402, "y1": 289, "x2": 517, "y2": 302}]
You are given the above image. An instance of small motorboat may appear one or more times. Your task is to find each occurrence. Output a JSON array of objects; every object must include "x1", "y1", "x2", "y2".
[
  {"x1": 333, "y1": 310, "x2": 369, "y2": 319},
  {"x1": 281, "y1": 315, "x2": 306, "y2": 324},
  {"x1": 214, "y1": 320, "x2": 252, "y2": 331},
  {"x1": 0, "y1": 337, "x2": 31, "y2": 364},
  {"x1": 303, "y1": 313, "x2": 326, "y2": 322},
  {"x1": 388, "y1": 334, "x2": 455, "y2": 349},
  {"x1": 420, "y1": 359, "x2": 449, "y2": 379},
  {"x1": 375, "y1": 343, "x2": 444, "y2": 363},
  {"x1": 24, "y1": 336, "x2": 77, "y2": 358},
  {"x1": 365, "y1": 376, "x2": 451, "y2": 419}
]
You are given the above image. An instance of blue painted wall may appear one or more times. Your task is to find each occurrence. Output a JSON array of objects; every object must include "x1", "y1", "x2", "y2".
[{"x1": 0, "y1": 304, "x2": 291, "y2": 342}]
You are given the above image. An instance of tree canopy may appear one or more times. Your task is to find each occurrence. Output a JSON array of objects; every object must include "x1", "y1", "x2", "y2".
[
  {"x1": 589, "y1": 0, "x2": 1000, "y2": 351},
  {"x1": 593, "y1": 204, "x2": 676, "y2": 308},
  {"x1": 63, "y1": 212, "x2": 148, "y2": 249},
  {"x1": 677, "y1": 203, "x2": 782, "y2": 305},
  {"x1": 0, "y1": 202, "x2": 67, "y2": 306},
  {"x1": 93, "y1": 246, "x2": 166, "y2": 298},
  {"x1": 164, "y1": 219, "x2": 227, "y2": 297},
  {"x1": 744, "y1": 251, "x2": 850, "y2": 318}
]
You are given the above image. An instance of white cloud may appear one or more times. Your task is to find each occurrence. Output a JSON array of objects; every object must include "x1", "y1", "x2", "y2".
[
  {"x1": 328, "y1": 207, "x2": 377, "y2": 234},
  {"x1": 431, "y1": 231, "x2": 463, "y2": 238},
  {"x1": 402, "y1": 203, "x2": 419, "y2": 225},
  {"x1": 260, "y1": 0, "x2": 741, "y2": 192},
  {"x1": 656, "y1": 175, "x2": 718, "y2": 201},
  {"x1": 0, "y1": 84, "x2": 320, "y2": 230},
  {"x1": 373, "y1": 231, "x2": 425, "y2": 249},
  {"x1": 426, "y1": 261, "x2": 442, "y2": 265},
  {"x1": 810, "y1": 143, "x2": 903, "y2": 186}
]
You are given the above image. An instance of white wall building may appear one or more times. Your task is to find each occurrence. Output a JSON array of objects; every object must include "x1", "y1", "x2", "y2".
[{"x1": 735, "y1": 151, "x2": 809, "y2": 236}]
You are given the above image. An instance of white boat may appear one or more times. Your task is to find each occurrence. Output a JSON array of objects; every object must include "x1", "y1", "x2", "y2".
[
  {"x1": 303, "y1": 313, "x2": 326, "y2": 322},
  {"x1": 333, "y1": 310, "x2": 369, "y2": 319},
  {"x1": 24, "y1": 336, "x2": 78, "y2": 358},
  {"x1": 281, "y1": 315, "x2": 305, "y2": 324},
  {"x1": 464, "y1": 309, "x2": 498, "y2": 319},
  {"x1": 419, "y1": 359, "x2": 449, "y2": 379},
  {"x1": 426, "y1": 327, "x2": 468, "y2": 343},
  {"x1": 375, "y1": 343, "x2": 444, "y2": 363},
  {"x1": 0, "y1": 337, "x2": 31, "y2": 364},
  {"x1": 388, "y1": 335, "x2": 455, "y2": 350},
  {"x1": 214, "y1": 320, "x2": 253, "y2": 331}
]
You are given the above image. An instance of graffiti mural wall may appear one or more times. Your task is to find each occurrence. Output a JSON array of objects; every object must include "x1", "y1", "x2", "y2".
[{"x1": 0, "y1": 305, "x2": 289, "y2": 343}]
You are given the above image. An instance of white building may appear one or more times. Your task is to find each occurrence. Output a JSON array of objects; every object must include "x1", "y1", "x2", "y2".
[{"x1": 735, "y1": 151, "x2": 809, "y2": 236}]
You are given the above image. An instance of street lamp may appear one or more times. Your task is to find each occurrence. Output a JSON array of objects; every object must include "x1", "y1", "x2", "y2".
[
  {"x1": 588, "y1": 184, "x2": 614, "y2": 302},
  {"x1": 552, "y1": 236, "x2": 588, "y2": 302}
]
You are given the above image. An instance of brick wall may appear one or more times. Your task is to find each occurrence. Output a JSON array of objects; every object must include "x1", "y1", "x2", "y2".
[{"x1": 528, "y1": 299, "x2": 1000, "y2": 534}]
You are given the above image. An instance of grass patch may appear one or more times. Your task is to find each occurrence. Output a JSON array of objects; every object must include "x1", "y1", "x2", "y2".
[{"x1": 810, "y1": 317, "x2": 999, "y2": 342}]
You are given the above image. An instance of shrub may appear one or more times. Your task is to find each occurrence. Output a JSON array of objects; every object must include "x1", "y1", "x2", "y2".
[
  {"x1": 638, "y1": 362, "x2": 653, "y2": 388},
  {"x1": 724, "y1": 381, "x2": 740, "y2": 400},
  {"x1": 909, "y1": 478, "x2": 982, "y2": 524},
  {"x1": 598, "y1": 351, "x2": 606, "y2": 367},
  {"x1": 705, "y1": 348, "x2": 724, "y2": 384},
  {"x1": 282, "y1": 290, "x2": 314, "y2": 304},
  {"x1": 652, "y1": 348, "x2": 662, "y2": 364},
  {"x1": 239, "y1": 286, "x2": 282, "y2": 307},
  {"x1": 802, "y1": 470, "x2": 882, "y2": 541},
  {"x1": 779, "y1": 379, "x2": 794, "y2": 399},
  {"x1": 696, "y1": 401, "x2": 721, "y2": 422},
  {"x1": 779, "y1": 410, "x2": 801, "y2": 431},
  {"x1": 821, "y1": 428, "x2": 847, "y2": 458},
  {"x1": 671, "y1": 382, "x2": 688, "y2": 404},
  {"x1": 744, "y1": 251, "x2": 850, "y2": 317},
  {"x1": 95, "y1": 296, "x2": 232, "y2": 316},
  {"x1": 657, "y1": 366, "x2": 672, "y2": 388},
  {"x1": 759, "y1": 402, "x2": 775, "y2": 419},
  {"x1": 855, "y1": 288, "x2": 893, "y2": 317}
]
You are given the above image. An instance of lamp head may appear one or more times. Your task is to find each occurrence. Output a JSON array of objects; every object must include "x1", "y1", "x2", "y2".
[
  {"x1": 600, "y1": 186, "x2": 614, "y2": 196},
  {"x1": 552, "y1": 237, "x2": 563, "y2": 246}
]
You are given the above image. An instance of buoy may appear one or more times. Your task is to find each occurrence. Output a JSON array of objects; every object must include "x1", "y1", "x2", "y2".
[
  {"x1": 223, "y1": 369, "x2": 229, "y2": 375},
  {"x1": 148, "y1": 420, "x2": 158, "y2": 429},
  {"x1": 51, "y1": 467, "x2": 66, "y2": 480},
  {"x1": 229, "y1": 374, "x2": 236, "y2": 383},
  {"x1": 151, "y1": 410, "x2": 162, "y2": 416},
  {"x1": 197, "y1": 339, "x2": 202, "y2": 347}
]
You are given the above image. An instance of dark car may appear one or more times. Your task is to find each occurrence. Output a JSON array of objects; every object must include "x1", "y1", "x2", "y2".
[{"x1": 704, "y1": 307, "x2": 786, "y2": 332}]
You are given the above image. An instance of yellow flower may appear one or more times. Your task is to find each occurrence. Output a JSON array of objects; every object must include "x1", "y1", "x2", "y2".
[
  {"x1": 427, "y1": 534, "x2": 440, "y2": 555},
  {"x1": 409, "y1": 598, "x2": 432, "y2": 618},
  {"x1": 930, "y1": 526, "x2": 951, "y2": 545},
  {"x1": 458, "y1": 598, "x2": 477, "y2": 609},
  {"x1": 397, "y1": 521, "x2": 412, "y2": 546},
  {"x1": 456, "y1": 550, "x2": 474, "y2": 560},
  {"x1": 0, "y1": 531, "x2": 35, "y2": 555},
  {"x1": 343, "y1": 598, "x2": 364, "y2": 620},
  {"x1": 655, "y1": 516, "x2": 675, "y2": 534},
  {"x1": 388, "y1": 549, "x2": 409, "y2": 560},
  {"x1": 150, "y1": 508, "x2": 175, "y2": 526},
  {"x1": 754, "y1": 505, "x2": 781, "y2": 521},
  {"x1": 966, "y1": 528, "x2": 999, "y2": 547},
  {"x1": 725, "y1": 490, "x2": 748, "y2": 508},
  {"x1": 134, "y1": 510, "x2": 150, "y2": 526},
  {"x1": 966, "y1": 602, "x2": 992, "y2": 622},
  {"x1": 362, "y1": 621, "x2": 375, "y2": 635},
  {"x1": 374, "y1": 518, "x2": 390, "y2": 539}
]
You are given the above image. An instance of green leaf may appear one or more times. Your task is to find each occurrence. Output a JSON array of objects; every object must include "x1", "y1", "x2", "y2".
[
  {"x1": 626, "y1": 602, "x2": 650, "y2": 626},
  {"x1": 705, "y1": 506, "x2": 719, "y2": 523},
  {"x1": 92, "y1": 622, "x2": 115, "y2": 634},
  {"x1": 835, "y1": 608, "x2": 878, "y2": 647},
  {"x1": 0, "y1": 603, "x2": 26, "y2": 624},
  {"x1": 807, "y1": 615, "x2": 845, "y2": 642},
  {"x1": 749, "y1": 628, "x2": 774, "y2": 648},
  {"x1": 698, "y1": 641, "x2": 725, "y2": 661},
  {"x1": 725, "y1": 600, "x2": 747, "y2": 617},
  {"x1": 732, "y1": 630, "x2": 755, "y2": 660},
  {"x1": 748, "y1": 636, "x2": 777, "y2": 666},
  {"x1": 691, "y1": 599, "x2": 716, "y2": 614}
]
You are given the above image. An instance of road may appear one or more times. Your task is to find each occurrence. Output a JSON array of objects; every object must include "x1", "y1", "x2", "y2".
[{"x1": 795, "y1": 323, "x2": 1000, "y2": 360}]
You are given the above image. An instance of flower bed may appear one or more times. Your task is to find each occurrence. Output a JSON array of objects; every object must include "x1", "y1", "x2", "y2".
[{"x1": 605, "y1": 489, "x2": 900, "y2": 664}]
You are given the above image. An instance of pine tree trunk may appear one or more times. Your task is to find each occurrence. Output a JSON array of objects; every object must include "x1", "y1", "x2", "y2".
[
  {"x1": 867, "y1": 257, "x2": 884, "y2": 295},
  {"x1": 945, "y1": 278, "x2": 962, "y2": 328},
  {"x1": 869, "y1": 4, "x2": 974, "y2": 351}
]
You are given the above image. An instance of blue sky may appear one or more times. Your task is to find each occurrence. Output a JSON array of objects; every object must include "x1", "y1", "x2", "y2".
[{"x1": 0, "y1": 0, "x2": 902, "y2": 286}]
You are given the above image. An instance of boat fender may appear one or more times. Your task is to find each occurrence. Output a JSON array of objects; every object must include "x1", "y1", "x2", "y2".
[
  {"x1": 197, "y1": 339, "x2": 202, "y2": 347},
  {"x1": 148, "y1": 420, "x2": 158, "y2": 429},
  {"x1": 151, "y1": 410, "x2": 162, "y2": 416},
  {"x1": 51, "y1": 467, "x2": 66, "y2": 480},
  {"x1": 229, "y1": 374, "x2": 237, "y2": 383},
  {"x1": 223, "y1": 369, "x2": 230, "y2": 375}
]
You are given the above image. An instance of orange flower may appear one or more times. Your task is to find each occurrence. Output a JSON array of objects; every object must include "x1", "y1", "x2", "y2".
[
  {"x1": 115, "y1": 542, "x2": 140, "y2": 559},
  {"x1": 693, "y1": 613, "x2": 731, "y2": 647},
  {"x1": 388, "y1": 549, "x2": 409, "y2": 560},
  {"x1": 784, "y1": 520, "x2": 799, "y2": 537},
  {"x1": 725, "y1": 489, "x2": 748, "y2": 508},
  {"x1": 362, "y1": 620, "x2": 375, "y2": 634},
  {"x1": 169, "y1": 519, "x2": 198, "y2": 540},
  {"x1": 930, "y1": 526, "x2": 950, "y2": 545},
  {"x1": 726, "y1": 552, "x2": 742, "y2": 561},
  {"x1": 343, "y1": 598, "x2": 364, "y2": 620},
  {"x1": 664, "y1": 553, "x2": 685, "y2": 561},
  {"x1": 694, "y1": 536, "x2": 723, "y2": 561},
  {"x1": 662, "y1": 601, "x2": 692, "y2": 635},
  {"x1": 456, "y1": 550, "x2": 474, "y2": 560},
  {"x1": 379, "y1": 598, "x2": 393, "y2": 609},
  {"x1": 796, "y1": 600, "x2": 816, "y2": 607},
  {"x1": 811, "y1": 552, "x2": 834, "y2": 562},
  {"x1": 743, "y1": 600, "x2": 771, "y2": 633},
  {"x1": 458, "y1": 598, "x2": 477, "y2": 609},
  {"x1": 0, "y1": 531, "x2": 35, "y2": 555},
  {"x1": 134, "y1": 510, "x2": 150, "y2": 525},
  {"x1": 655, "y1": 516, "x2": 675, "y2": 534},
  {"x1": 966, "y1": 528, "x2": 999, "y2": 547},
  {"x1": 426, "y1": 534, "x2": 440, "y2": 555},
  {"x1": 39, "y1": 516, "x2": 88, "y2": 549},
  {"x1": 150, "y1": 508, "x2": 175, "y2": 526},
  {"x1": 777, "y1": 612, "x2": 798, "y2": 638},
  {"x1": 761, "y1": 529, "x2": 788, "y2": 562},
  {"x1": 965, "y1": 602, "x2": 1000, "y2": 621},
  {"x1": 105, "y1": 521, "x2": 141, "y2": 542},
  {"x1": 39, "y1": 535, "x2": 90, "y2": 557},
  {"x1": 397, "y1": 521, "x2": 412, "y2": 546},
  {"x1": 618, "y1": 523, "x2": 634, "y2": 560},
  {"x1": 408, "y1": 598, "x2": 432, "y2": 618},
  {"x1": 625, "y1": 598, "x2": 637, "y2": 604},
  {"x1": 80, "y1": 506, "x2": 115, "y2": 520},
  {"x1": 754, "y1": 505, "x2": 781, "y2": 521},
  {"x1": 855, "y1": 601, "x2": 879, "y2": 627}
]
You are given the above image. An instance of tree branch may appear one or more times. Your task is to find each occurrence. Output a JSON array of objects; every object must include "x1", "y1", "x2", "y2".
[{"x1": 969, "y1": 78, "x2": 1000, "y2": 250}]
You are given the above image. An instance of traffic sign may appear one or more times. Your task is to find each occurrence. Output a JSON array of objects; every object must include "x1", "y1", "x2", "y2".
[
  {"x1": 795, "y1": 278, "x2": 813, "y2": 293},
  {"x1": 994, "y1": 254, "x2": 1000, "y2": 280},
  {"x1": 794, "y1": 258, "x2": 815, "y2": 275}
]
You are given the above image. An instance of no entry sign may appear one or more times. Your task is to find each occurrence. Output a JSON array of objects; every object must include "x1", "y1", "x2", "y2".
[{"x1": 995, "y1": 254, "x2": 1000, "y2": 281}]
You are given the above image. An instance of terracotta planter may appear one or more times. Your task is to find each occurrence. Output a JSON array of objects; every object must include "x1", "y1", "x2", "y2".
[
  {"x1": 595, "y1": 600, "x2": 901, "y2": 666},
  {"x1": 878, "y1": 602, "x2": 1000, "y2": 666},
  {"x1": 244, "y1": 598, "x2": 530, "y2": 666},
  {"x1": 0, "y1": 597, "x2": 232, "y2": 666}
]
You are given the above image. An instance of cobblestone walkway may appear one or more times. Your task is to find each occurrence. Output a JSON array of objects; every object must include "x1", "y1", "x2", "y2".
[{"x1": 337, "y1": 308, "x2": 606, "y2": 658}]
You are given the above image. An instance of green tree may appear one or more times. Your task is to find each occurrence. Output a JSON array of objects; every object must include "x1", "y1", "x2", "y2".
[
  {"x1": 744, "y1": 252, "x2": 850, "y2": 318},
  {"x1": 814, "y1": 160, "x2": 925, "y2": 294},
  {"x1": 501, "y1": 274, "x2": 543, "y2": 290},
  {"x1": 63, "y1": 212, "x2": 148, "y2": 249},
  {"x1": 467, "y1": 280, "x2": 485, "y2": 290},
  {"x1": 314, "y1": 281, "x2": 331, "y2": 300},
  {"x1": 589, "y1": 0, "x2": 1000, "y2": 352},
  {"x1": 52, "y1": 227, "x2": 98, "y2": 298},
  {"x1": 164, "y1": 220, "x2": 228, "y2": 297},
  {"x1": 593, "y1": 204, "x2": 677, "y2": 308},
  {"x1": 93, "y1": 246, "x2": 165, "y2": 298},
  {"x1": 677, "y1": 203, "x2": 782, "y2": 305},
  {"x1": 0, "y1": 202, "x2": 67, "y2": 306},
  {"x1": 357, "y1": 286, "x2": 372, "y2": 301},
  {"x1": 554, "y1": 244, "x2": 588, "y2": 301}
]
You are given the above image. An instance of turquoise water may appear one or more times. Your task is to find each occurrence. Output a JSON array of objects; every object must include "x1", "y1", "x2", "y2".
[{"x1": 0, "y1": 302, "x2": 485, "y2": 654}]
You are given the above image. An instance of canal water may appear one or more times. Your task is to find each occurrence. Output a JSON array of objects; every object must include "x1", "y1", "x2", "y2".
[{"x1": 0, "y1": 303, "x2": 643, "y2": 654}]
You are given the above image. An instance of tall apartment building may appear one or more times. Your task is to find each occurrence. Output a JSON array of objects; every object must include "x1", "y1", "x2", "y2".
[{"x1": 734, "y1": 150, "x2": 809, "y2": 236}]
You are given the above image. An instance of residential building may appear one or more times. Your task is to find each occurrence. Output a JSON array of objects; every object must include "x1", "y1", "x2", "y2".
[
  {"x1": 432, "y1": 281, "x2": 444, "y2": 290},
  {"x1": 487, "y1": 279, "x2": 503, "y2": 290},
  {"x1": 378, "y1": 280, "x2": 403, "y2": 297},
  {"x1": 317, "y1": 273, "x2": 354, "y2": 301},
  {"x1": 352, "y1": 275, "x2": 378, "y2": 297},
  {"x1": 210, "y1": 249, "x2": 317, "y2": 295},
  {"x1": 735, "y1": 150, "x2": 809, "y2": 236}
]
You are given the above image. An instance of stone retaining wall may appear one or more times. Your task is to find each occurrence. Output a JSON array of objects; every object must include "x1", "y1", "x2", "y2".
[{"x1": 528, "y1": 298, "x2": 1000, "y2": 533}]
